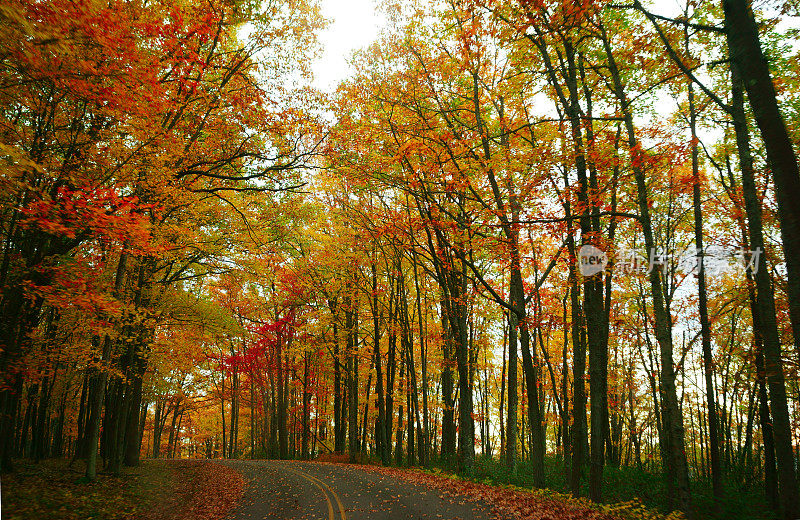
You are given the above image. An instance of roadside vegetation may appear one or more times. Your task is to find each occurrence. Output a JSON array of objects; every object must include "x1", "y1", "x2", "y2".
[
  {"x1": 1, "y1": 460, "x2": 243, "y2": 520},
  {"x1": 2, "y1": 0, "x2": 799, "y2": 519}
]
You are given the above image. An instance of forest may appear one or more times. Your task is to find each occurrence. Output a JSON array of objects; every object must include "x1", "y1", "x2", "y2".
[{"x1": 1, "y1": 0, "x2": 799, "y2": 518}]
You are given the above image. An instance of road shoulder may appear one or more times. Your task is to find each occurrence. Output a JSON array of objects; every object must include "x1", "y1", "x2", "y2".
[{"x1": 1, "y1": 459, "x2": 244, "y2": 520}]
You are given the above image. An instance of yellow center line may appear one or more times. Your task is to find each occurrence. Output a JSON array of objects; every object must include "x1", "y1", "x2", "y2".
[
  {"x1": 285, "y1": 465, "x2": 347, "y2": 520},
  {"x1": 302, "y1": 471, "x2": 348, "y2": 520},
  {"x1": 285, "y1": 467, "x2": 335, "y2": 520}
]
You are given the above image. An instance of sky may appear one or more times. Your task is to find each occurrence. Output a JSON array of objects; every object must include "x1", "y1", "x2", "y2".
[
  {"x1": 308, "y1": 0, "x2": 691, "y2": 92},
  {"x1": 311, "y1": 0, "x2": 386, "y2": 91}
]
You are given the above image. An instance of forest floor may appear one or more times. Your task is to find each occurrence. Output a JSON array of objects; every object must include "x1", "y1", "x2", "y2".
[
  {"x1": 453, "y1": 456, "x2": 772, "y2": 520},
  {"x1": 1, "y1": 458, "x2": 244, "y2": 520},
  {"x1": 340, "y1": 462, "x2": 680, "y2": 520},
  {"x1": 1, "y1": 458, "x2": 770, "y2": 520}
]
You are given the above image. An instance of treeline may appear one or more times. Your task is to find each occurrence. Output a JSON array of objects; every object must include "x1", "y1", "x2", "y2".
[
  {"x1": 3, "y1": 0, "x2": 800, "y2": 520},
  {"x1": 0, "y1": 0, "x2": 322, "y2": 480},
  {"x1": 195, "y1": 0, "x2": 798, "y2": 519},
  {"x1": 305, "y1": 0, "x2": 800, "y2": 517}
]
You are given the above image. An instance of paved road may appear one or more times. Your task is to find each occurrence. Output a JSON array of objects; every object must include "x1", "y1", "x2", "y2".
[{"x1": 222, "y1": 460, "x2": 493, "y2": 520}]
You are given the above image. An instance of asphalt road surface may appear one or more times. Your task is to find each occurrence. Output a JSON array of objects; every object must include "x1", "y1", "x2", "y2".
[{"x1": 223, "y1": 460, "x2": 493, "y2": 520}]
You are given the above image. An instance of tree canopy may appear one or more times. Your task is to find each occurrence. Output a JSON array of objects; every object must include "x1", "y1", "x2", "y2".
[{"x1": 2, "y1": 0, "x2": 800, "y2": 518}]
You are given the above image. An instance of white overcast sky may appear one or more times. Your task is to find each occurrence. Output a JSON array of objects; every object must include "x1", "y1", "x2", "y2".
[
  {"x1": 311, "y1": 0, "x2": 386, "y2": 91},
  {"x1": 309, "y1": 0, "x2": 690, "y2": 92}
]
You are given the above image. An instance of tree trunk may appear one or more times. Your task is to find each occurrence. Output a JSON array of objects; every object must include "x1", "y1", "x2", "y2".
[
  {"x1": 346, "y1": 291, "x2": 359, "y2": 461},
  {"x1": 372, "y1": 260, "x2": 389, "y2": 465},
  {"x1": 302, "y1": 352, "x2": 311, "y2": 460},
  {"x1": 601, "y1": 26, "x2": 692, "y2": 514},
  {"x1": 440, "y1": 301, "x2": 456, "y2": 463},
  {"x1": 330, "y1": 300, "x2": 346, "y2": 453},
  {"x1": 453, "y1": 252, "x2": 474, "y2": 475},
  {"x1": 687, "y1": 71, "x2": 724, "y2": 506},
  {"x1": 506, "y1": 292, "x2": 519, "y2": 471},
  {"x1": 723, "y1": 0, "x2": 800, "y2": 365},
  {"x1": 277, "y1": 323, "x2": 288, "y2": 459},
  {"x1": 729, "y1": 58, "x2": 798, "y2": 518}
]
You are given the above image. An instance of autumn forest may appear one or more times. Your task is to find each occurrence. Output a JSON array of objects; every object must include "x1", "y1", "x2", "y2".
[{"x1": 2, "y1": 0, "x2": 800, "y2": 518}]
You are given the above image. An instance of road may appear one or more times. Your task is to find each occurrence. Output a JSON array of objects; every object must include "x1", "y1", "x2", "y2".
[{"x1": 222, "y1": 460, "x2": 494, "y2": 520}]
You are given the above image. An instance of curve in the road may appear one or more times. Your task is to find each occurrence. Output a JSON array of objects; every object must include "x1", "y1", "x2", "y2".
[
  {"x1": 222, "y1": 460, "x2": 493, "y2": 520},
  {"x1": 284, "y1": 464, "x2": 346, "y2": 520}
]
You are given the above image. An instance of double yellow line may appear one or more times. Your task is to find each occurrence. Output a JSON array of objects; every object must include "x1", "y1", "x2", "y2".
[{"x1": 286, "y1": 465, "x2": 347, "y2": 520}]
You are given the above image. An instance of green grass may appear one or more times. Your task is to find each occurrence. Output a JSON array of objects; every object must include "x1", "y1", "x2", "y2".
[
  {"x1": 2, "y1": 458, "x2": 245, "y2": 520},
  {"x1": 432, "y1": 455, "x2": 775, "y2": 520},
  {"x1": 1, "y1": 459, "x2": 175, "y2": 520}
]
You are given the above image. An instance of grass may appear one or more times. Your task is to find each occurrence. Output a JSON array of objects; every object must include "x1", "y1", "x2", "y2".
[
  {"x1": 444, "y1": 455, "x2": 775, "y2": 520},
  {"x1": 0, "y1": 458, "x2": 244, "y2": 520}
]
